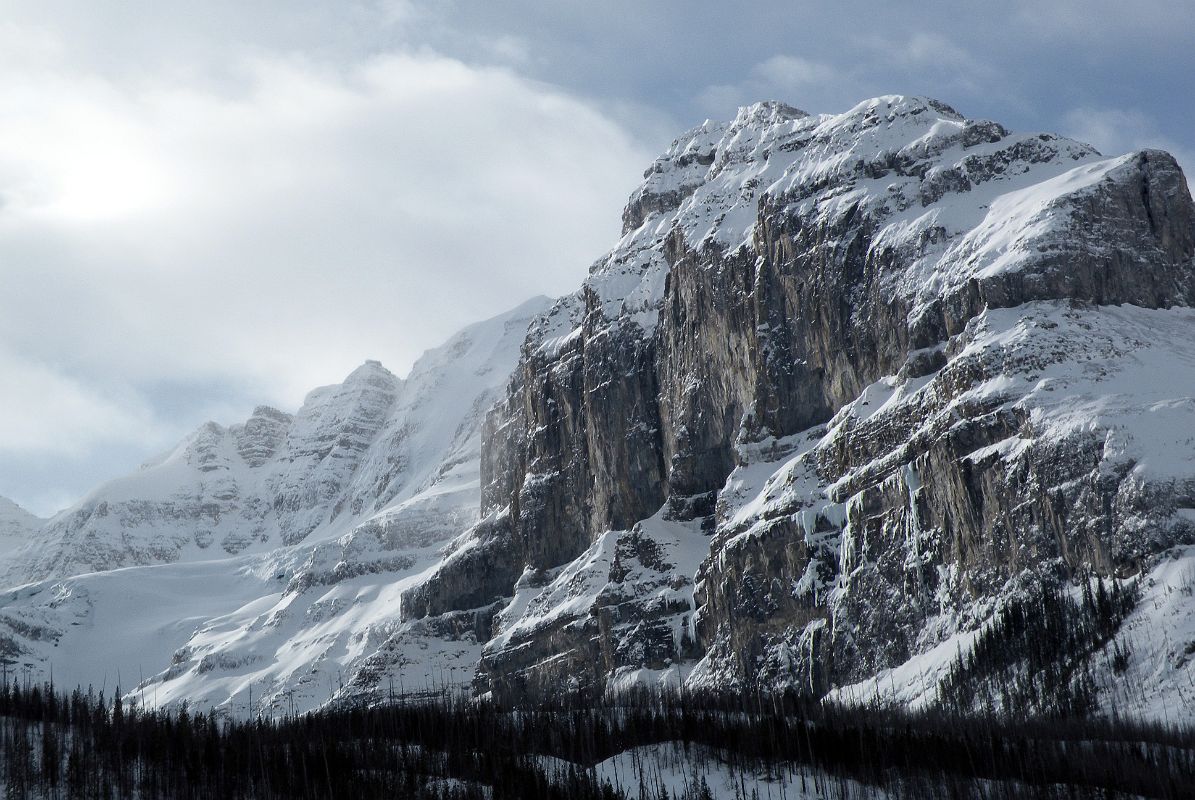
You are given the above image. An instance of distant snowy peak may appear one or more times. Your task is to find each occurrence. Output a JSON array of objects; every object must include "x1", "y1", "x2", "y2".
[
  {"x1": 235, "y1": 406, "x2": 294, "y2": 468},
  {"x1": 0, "y1": 496, "x2": 41, "y2": 522},
  {"x1": 3, "y1": 298, "x2": 550, "y2": 586},
  {"x1": 162, "y1": 359, "x2": 398, "y2": 478},
  {"x1": 0, "y1": 497, "x2": 43, "y2": 559},
  {"x1": 343, "y1": 294, "x2": 555, "y2": 515}
]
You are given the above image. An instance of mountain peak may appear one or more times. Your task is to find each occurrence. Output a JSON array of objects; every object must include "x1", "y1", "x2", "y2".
[
  {"x1": 731, "y1": 100, "x2": 808, "y2": 127},
  {"x1": 459, "y1": 93, "x2": 1195, "y2": 709},
  {"x1": 347, "y1": 358, "x2": 393, "y2": 379},
  {"x1": 840, "y1": 94, "x2": 963, "y2": 120},
  {"x1": 249, "y1": 405, "x2": 292, "y2": 423},
  {"x1": 0, "y1": 495, "x2": 41, "y2": 523},
  {"x1": 338, "y1": 359, "x2": 401, "y2": 394}
]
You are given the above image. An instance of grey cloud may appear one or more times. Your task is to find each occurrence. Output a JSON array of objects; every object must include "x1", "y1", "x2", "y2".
[
  {"x1": 1062, "y1": 106, "x2": 1195, "y2": 187},
  {"x1": 697, "y1": 55, "x2": 841, "y2": 118}
]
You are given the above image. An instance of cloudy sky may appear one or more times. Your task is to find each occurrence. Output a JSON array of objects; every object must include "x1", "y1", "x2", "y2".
[{"x1": 1, "y1": 0, "x2": 1193, "y2": 516}]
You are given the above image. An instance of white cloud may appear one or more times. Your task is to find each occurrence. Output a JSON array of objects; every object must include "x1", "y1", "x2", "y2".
[
  {"x1": 897, "y1": 32, "x2": 985, "y2": 73},
  {"x1": 696, "y1": 54, "x2": 838, "y2": 117},
  {"x1": 0, "y1": 346, "x2": 164, "y2": 456},
  {"x1": 752, "y1": 55, "x2": 837, "y2": 88},
  {"x1": 0, "y1": 24, "x2": 653, "y2": 510},
  {"x1": 0, "y1": 52, "x2": 650, "y2": 391}
]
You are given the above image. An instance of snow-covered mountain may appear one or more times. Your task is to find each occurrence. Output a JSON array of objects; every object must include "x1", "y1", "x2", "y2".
[
  {"x1": 0, "y1": 497, "x2": 42, "y2": 562},
  {"x1": 3, "y1": 364, "x2": 398, "y2": 586},
  {"x1": 408, "y1": 96, "x2": 1195, "y2": 718},
  {"x1": 0, "y1": 296, "x2": 549, "y2": 711},
  {"x1": 3, "y1": 296, "x2": 550, "y2": 588},
  {"x1": 3, "y1": 95, "x2": 1195, "y2": 722}
]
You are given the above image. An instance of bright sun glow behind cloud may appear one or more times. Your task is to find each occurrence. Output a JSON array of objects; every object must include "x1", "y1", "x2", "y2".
[
  {"x1": 0, "y1": 29, "x2": 654, "y2": 515},
  {"x1": 0, "y1": 67, "x2": 168, "y2": 221},
  {"x1": 30, "y1": 130, "x2": 170, "y2": 223}
]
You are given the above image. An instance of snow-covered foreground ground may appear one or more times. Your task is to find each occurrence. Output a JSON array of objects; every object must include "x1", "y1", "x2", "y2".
[
  {"x1": 584, "y1": 745, "x2": 893, "y2": 800},
  {"x1": 542, "y1": 743, "x2": 1153, "y2": 799}
]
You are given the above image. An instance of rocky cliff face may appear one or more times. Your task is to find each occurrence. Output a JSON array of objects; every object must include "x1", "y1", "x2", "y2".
[{"x1": 408, "y1": 96, "x2": 1195, "y2": 713}]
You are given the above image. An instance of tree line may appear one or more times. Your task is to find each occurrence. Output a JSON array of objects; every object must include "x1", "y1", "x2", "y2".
[{"x1": 2, "y1": 676, "x2": 1194, "y2": 799}]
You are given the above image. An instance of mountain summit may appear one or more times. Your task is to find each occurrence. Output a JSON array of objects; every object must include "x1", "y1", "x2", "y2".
[{"x1": 410, "y1": 95, "x2": 1195, "y2": 716}]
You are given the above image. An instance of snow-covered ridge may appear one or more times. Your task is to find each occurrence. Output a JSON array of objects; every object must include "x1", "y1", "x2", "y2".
[
  {"x1": 2, "y1": 297, "x2": 551, "y2": 587},
  {"x1": 531, "y1": 95, "x2": 1124, "y2": 344}
]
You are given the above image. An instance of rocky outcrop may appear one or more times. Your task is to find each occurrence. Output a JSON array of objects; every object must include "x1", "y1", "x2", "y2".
[
  {"x1": 235, "y1": 406, "x2": 293, "y2": 467},
  {"x1": 408, "y1": 95, "x2": 1195, "y2": 710}
]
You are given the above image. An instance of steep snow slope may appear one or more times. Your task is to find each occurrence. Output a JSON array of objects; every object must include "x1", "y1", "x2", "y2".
[
  {"x1": 0, "y1": 497, "x2": 42, "y2": 562},
  {"x1": 0, "y1": 297, "x2": 548, "y2": 713}
]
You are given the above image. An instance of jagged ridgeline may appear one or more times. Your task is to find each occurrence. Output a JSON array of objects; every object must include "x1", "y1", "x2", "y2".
[{"x1": 2, "y1": 95, "x2": 1195, "y2": 722}]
